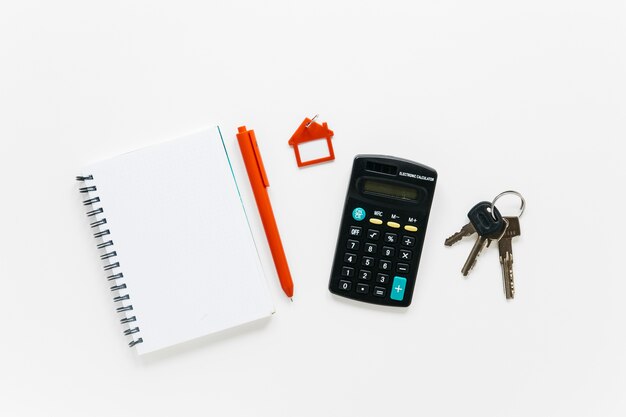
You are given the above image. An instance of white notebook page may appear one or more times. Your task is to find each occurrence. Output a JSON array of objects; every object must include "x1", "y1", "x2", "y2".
[{"x1": 81, "y1": 127, "x2": 274, "y2": 355}]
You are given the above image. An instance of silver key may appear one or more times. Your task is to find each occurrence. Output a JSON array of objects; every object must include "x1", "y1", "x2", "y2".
[
  {"x1": 449, "y1": 201, "x2": 508, "y2": 276},
  {"x1": 461, "y1": 218, "x2": 509, "y2": 276},
  {"x1": 498, "y1": 216, "x2": 521, "y2": 299},
  {"x1": 445, "y1": 223, "x2": 495, "y2": 249},
  {"x1": 444, "y1": 223, "x2": 476, "y2": 246}
]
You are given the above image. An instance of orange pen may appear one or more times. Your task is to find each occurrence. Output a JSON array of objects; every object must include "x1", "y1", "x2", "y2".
[{"x1": 236, "y1": 126, "x2": 294, "y2": 299}]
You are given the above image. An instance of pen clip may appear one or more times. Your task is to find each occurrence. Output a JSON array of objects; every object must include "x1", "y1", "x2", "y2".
[{"x1": 249, "y1": 130, "x2": 270, "y2": 188}]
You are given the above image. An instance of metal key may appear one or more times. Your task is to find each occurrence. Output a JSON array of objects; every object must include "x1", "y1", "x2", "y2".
[
  {"x1": 445, "y1": 222, "x2": 495, "y2": 249},
  {"x1": 498, "y1": 216, "x2": 521, "y2": 299},
  {"x1": 444, "y1": 223, "x2": 476, "y2": 246},
  {"x1": 461, "y1": 202, "x2": 507, "y2": 276}
]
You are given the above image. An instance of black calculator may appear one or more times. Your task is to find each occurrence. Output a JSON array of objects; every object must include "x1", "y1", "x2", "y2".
[{"x1": 328, "y1": 155, "x2": 437, "y2": 307}]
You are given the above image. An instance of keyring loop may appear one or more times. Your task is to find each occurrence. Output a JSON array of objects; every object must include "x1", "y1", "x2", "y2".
[
  {"x1": 491, "y1": 190, "x2": 525, "y2": 218},
  {"x1": 305, "y1": 114, "x2": 319, "y2": 128}
]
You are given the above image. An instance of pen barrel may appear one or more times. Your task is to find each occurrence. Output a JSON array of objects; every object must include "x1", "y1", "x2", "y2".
[
  {"x1": 253, "y1": 191, "x2": 294, "y2": 297},
  {"x1": 236, "y1": 128, "x2": 294, "y2": 298}
]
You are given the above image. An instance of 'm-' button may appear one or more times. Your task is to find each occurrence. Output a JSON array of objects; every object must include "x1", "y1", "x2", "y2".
[
  {"x1": 387, "y1": 221, "x2": 400, "y2": 229},
  {"x1": 390, "y1": 276, "x2": 407, "y2": 301}
]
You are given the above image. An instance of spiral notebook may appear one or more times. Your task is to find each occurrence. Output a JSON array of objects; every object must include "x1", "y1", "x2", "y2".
[{"x1": 76, "y1": 127, "x2": 274, "y2": 355}]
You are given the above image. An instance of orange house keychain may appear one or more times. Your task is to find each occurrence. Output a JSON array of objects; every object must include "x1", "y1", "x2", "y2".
[{"x1": 288, "y1": 114, "x2": 335, "y2": 167}]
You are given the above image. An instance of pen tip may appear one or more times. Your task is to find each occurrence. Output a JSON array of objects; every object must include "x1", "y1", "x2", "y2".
[{"x1": 290, "y1": 298, "x2": 293, "y2": 302}]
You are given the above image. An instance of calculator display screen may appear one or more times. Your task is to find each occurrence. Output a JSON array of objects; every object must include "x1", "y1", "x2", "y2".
[{"x1": 362, "y1": 179, "x2": 419, "y2": 201}]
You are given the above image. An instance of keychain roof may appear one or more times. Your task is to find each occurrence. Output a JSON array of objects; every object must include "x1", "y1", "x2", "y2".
[{"x1": 288, "y1": 114, "x2": 335, "y2": 167}]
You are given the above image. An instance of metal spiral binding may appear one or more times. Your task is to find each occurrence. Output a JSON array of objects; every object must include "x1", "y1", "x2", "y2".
[
  {"x1": 77, "y1": 175, "x2": 143, "y2": 349},
  {"x1": 129, "y1": 338, "x2": 143, "y2": 347}
]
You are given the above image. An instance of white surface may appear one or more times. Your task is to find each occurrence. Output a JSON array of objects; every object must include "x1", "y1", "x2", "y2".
[
  {"x1": 0, "y1": 1, "x2": 624, "y2": 416},
  {"x1": 82, "y1": 128, "x2": 273, "y2": 354},
  {"x1": 294, "y1": 138, "x2": 333, "y2": 163}
]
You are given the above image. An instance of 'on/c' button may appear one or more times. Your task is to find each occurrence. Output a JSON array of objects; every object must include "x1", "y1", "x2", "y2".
[{"x1": 352, "y1": 208, "x2": 366, "y2": 221}]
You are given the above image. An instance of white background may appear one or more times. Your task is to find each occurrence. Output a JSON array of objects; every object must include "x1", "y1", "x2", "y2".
[{"x1": 1, "y1": 1, "x2": 624, "y2": 416}]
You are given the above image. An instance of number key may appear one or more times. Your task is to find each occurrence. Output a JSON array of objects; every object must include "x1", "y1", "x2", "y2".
[
  {"x1": 376, "y1": 273, "x2": 389, "y2": 284},
  {"x1": 364, "y1": 243, "x2": 377, "y2": 254},
  {"x1": 362, "y1": 256, "x2": 374, "y2": 267},
  {"x1": 338, "y1": 280, "x2": 352, "y2": 291},
  {"x1": 359, "y1": 270, "x2": 372, "y2": 280},
  {"x1": 379, "y1": 259, "x2": 392, "y2": 271},
  {"x1": 344, "y1": 253, "x2": 357, "y2": 264},
  {"x1": 341, "y1": 266, "x2": 355, "y2": 277},
  {"x1": 346, "y1": 239, "x2": 360, "y2": 250},
  {"x1": 382, "y1": 246, "x2": 395, "y2": 257}
]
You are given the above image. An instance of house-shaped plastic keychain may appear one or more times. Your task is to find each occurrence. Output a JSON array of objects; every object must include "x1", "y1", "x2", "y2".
[{"x1": 288, "y1": 115, "x2": 335, "y2": 167}]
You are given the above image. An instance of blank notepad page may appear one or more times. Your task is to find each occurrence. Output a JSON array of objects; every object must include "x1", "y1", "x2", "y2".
[{"x1": 80, "y1": 127, "x2": 274, "y2": 355}]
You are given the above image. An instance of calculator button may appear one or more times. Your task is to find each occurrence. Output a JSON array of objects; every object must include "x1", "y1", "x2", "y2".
[
  {"x1": 346, "y1": 239, "x2": 360, "y2": 250},
  {"x1": 349, "y1": 226, "x2": 362, "y2": 237},
  {"x1": 390, "y1": 276, "x2": 407, "y2": 301},
  {"x1": 404, "y1": 225, "x2": 418, "y2": 232},
  {"x1": 364, "y1": 243, "x2": 377, "y2": 254},
  {"x1": 379, "y1": 260, "x2": 392, "y2": 271},
  {"x1": 401, "y1": 236, "x2": 416, "y2": 247},
  {"x1": 352, "y1": 207, "x2": 366, "y2": 221},
  {"x1": 381, "y1": 246, "x2": 395, "y2": 257},
  {"x1": 358, "y1": 270, "x2": 372, "y2": 280},
  {"x1": 367, "y1": 229, "x2": 380, "y2": 240},
  {"x1": 399, "y1": 250, "x2": 412, "y2": 260},
  {"x1": 376, "y1": 273, "x2": 389, "y2": 284},
  {"x1": 356, "y1": 283, "x2": 370, "y2": 294},
  {"x1": 384, "y1": 233, "x2": 398, "y2": 244},
  {"x1": 387, "y1": 221, "x2": 401, "y2": 229},
  {"x1": 397, "y1": 263, "x2": 410, "y2": 274},
  {"x1": 338, "y1": 280, "x2": 352, "y2": 291},
  {"x1": 341, "y1": 267, "x2": 355, "y2": 277},
  {"x1": 362, "y1": 256, "x2": 374, "y2": 267},
  {"x1": 344, "y1": 253, "x2": 357, "y2": 264},
  {"x1": 373, "y1": 286, "x2": 386, "y2": 297},
  {"x1": 369, "y1": 218, "x2": 383, "y2": 225}
]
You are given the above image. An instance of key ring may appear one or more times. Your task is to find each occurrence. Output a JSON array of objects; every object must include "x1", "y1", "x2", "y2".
[
  {"x1": 305, "y1": 114, "x2": 319, "y2": 128},
  {"x1": 491, "y1": 190, "x2": 525, "y2": 219}
]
